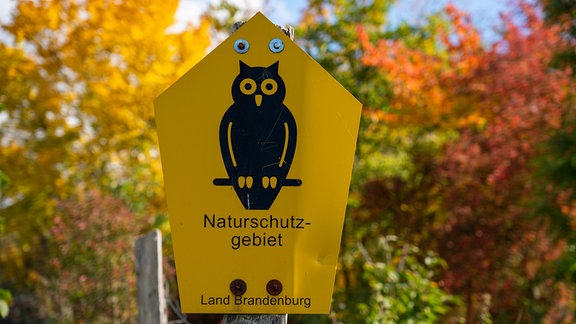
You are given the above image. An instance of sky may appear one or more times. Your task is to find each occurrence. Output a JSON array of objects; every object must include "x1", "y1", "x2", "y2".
[
  {"x1": 172, "y1": 0, "x2": 509, "y2": 41},
  {"x1": 0, "y1": 0, "x2": 509, "y2": 42}
]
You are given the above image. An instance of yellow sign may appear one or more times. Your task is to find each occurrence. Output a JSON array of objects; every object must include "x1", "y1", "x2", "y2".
[{"x1": 154, "y1": 12, "x2": 361, "y2": 314}]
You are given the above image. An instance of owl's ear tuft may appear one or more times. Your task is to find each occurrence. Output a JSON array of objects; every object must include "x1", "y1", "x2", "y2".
[
  {"x1": 239, "y1": 61, "x2": 250, "y2": 73},
  {"x1": 268, "y1": 61, "x2": 279, "y2": 73}
]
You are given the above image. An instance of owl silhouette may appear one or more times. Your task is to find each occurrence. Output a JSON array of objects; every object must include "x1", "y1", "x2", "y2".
[{"x1": 213, "y1": 60, "x2": 301, "y2": 210}]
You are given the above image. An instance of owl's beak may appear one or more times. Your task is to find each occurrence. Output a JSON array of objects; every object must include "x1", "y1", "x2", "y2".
[{"x1": 255, "y1": 94, "x2": 262, "y2": 107}]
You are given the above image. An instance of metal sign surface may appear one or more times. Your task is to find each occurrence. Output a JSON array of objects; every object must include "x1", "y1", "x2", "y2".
[{"x1": 154, "y1": 12, "x2": 361, "y2": 314}]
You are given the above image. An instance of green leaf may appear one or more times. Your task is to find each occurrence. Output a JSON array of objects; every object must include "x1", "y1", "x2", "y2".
[
  {"x1": 0, "y1": 289, "x2": 11, "y2": 319},
  {"x1": 0, "y1": 170, "x2": 8, "y2": 192},
  {"x1": 0, "y1": 300, "x2": 8, "y2": 318}
]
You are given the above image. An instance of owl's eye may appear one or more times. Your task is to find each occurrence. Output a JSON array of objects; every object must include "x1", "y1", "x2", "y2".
[
  {"x1": 261, "y1": 79, "x2": 278, "y2": 95},
  {"x1": 240, "y1": 78, "x2": 257, "y2": 95}
]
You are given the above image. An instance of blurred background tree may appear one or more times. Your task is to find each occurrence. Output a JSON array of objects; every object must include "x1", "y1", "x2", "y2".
[
  {"x1": 300, "y1": 0, "x2": 575, "y2": 322},
  {"x1": 0, "y1": 0, "x2": 210, "y2": 321}
]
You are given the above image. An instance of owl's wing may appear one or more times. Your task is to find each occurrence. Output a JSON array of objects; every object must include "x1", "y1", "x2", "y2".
[
  {"x1": 279, "y1": 121, "x2": 289, "y2": 167},
  {"x1": 218, "y1": 110, "x2": 237, "y2": 170},
  {"x1": 279, "y1": 107, "x2": 297, "y2": 168},
  {"x1": 279, "y1": 109, "x2": 301, "y2": 187},
  {"x1": 225, "y1": 121, "x2": 237, "y2": 167},
  {"x1": 214, "y1": 112, "x2": 236, "y2": 186}
]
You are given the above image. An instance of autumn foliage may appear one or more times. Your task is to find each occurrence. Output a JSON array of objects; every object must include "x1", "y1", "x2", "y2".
[
  {"x1": 359, "y1": 4, "x2": 485, "y2": 128},
  {"x1": 47, "y1": 190, "x2": 137, "y2": 322},
  {"x1": 0, "y1": 0, "x2": 210, "y2": 321},
  {"x1": 355, "y1": 1, "x2": 574, "y2": 322}
]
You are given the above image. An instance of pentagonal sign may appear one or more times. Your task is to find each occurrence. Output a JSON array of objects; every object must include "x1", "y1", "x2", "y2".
[{"x1": 154, "y1": 12, "x2": 361, "y2": 314}]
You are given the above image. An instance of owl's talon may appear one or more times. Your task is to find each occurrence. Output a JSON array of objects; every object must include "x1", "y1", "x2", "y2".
[
  {"x1": 246, "y1": 176, "x2": 253, "y2": 188},
  {"x1": 270, "y1": 177, "x2": 277, "y2": 189},
  {"x1": 262, "y1": 176, "x2": 270, "y2": 188},
  {"x1": 238, "y1": 176, "x2": 246, "y2": 188}
]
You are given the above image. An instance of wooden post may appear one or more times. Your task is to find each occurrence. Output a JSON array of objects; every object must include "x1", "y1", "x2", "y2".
[
  {"x1": 135, "y1": 229, "x2": 167, "y2": 324},
  {"x1": 221, "y1": 22, "x2": 293, "y2": 324}
]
